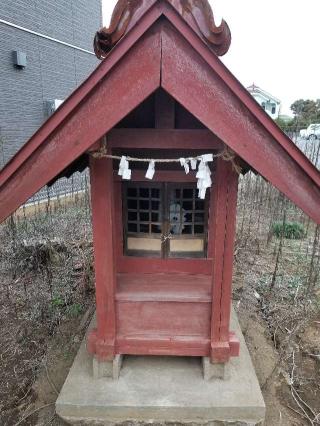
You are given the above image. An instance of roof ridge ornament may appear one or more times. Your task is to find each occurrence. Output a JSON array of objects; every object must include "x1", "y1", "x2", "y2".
[{"x1": 94, "y1": 0, "x2": 231, "y2": 59}]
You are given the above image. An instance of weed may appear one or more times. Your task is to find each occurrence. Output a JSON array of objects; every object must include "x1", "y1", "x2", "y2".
[
  {"x1": 51, "y1": 295, "x2": 64, "y2": 308},
  {"x1": 67, "y1": 303, "x2": 83, "y2": 317},
  {"x1": 272, "y1": 221, "x2": 306, "y2": 239}
]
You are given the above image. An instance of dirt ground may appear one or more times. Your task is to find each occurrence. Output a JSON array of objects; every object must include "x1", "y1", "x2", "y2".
[
  {"x1": 233, "y1": 242, "x2": 320, "y2": 426},
  {"x1": 3, "y1": 299, "x2": 314, "y2": 426},
  {"x1": 2, "y1": 276, "x2": 319, "y2": 425},
  {"x1": 0, "y1": 209, "x2": 319, "y2": 425}
]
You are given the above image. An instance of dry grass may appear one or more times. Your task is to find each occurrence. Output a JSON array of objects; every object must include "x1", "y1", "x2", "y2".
[{"x1": 0, "y1": 158, "x2": 319, "y2": 424}]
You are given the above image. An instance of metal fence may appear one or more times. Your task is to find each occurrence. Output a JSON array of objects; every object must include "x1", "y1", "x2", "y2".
[
  {"x1": 23, "y1": 134, "x2": 320, "y2": 207},
  {"x1": 26, "y1": 170, "x2": 90, "y2": 205}
]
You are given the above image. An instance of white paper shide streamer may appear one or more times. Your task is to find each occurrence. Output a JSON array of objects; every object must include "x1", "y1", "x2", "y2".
[
  {"x1": 117, "y1": 153, "x2": 214, "y2": 199},
  {"x1": 179, "y1": 158, "x2": 190, "y2": 174},
  {"x1": 191, "y1": 158, "x2": 198, "y2": 170},
  {"x1": 196, "y1": 154, "x2": 213, "y2": 199},
  {"x1": 145, "y1": 160, "x2": 155, "y2": 180},
  {"x1": 118, "y1": 155, "x2": 131, "y2": 180}
]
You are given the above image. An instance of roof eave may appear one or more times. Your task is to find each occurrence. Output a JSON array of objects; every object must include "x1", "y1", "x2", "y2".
[{"x1": 0, "y1": 1, "x2": 319, "y2": 224}]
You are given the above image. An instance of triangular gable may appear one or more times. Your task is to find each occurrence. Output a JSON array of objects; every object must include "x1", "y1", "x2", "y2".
[
  {"x1": 0, "y1": 0, "x2": 319, "y2": 224},
  {"x1": 158, "y1": 18, "x2": 320, "y2": 223},
  {"x1": 0, "y1": 15, "x2": 163, "y2": 222}
]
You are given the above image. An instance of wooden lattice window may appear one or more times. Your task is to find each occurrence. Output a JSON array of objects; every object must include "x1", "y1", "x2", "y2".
[
  {"x1": 126, "y1": 184, "x2": 163, "y2": 235},
  {"x1": 123, "y1": 182, "x2": 209, "y2": 258}
]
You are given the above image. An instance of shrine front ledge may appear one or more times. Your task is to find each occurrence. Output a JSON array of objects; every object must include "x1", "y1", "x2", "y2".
[
  {"x1": 56, "y1": 308, "x2": 265, "y2": 425},
  {"x1": 87, "y1": 329, "x2": 240, "y2": 373},
  {"x1": 59, "y1": 419, "x2": 264, "y2": 426}
]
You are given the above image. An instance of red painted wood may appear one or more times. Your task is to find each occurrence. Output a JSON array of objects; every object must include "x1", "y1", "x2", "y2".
[
  {"x1": 220, "y1": 167, "x2": 239, "y2": 343},
  {"x1": 229, "y1": 332, "x2": 240, "y2": 357},
  {"x1": 117, "y1": 301, "x2": 211, "y2": 338},
  {"x1": 1, "y1": 1, "x2": 319, "y2": 225},
  {"x1": 210, "y1": 342, "x2": 230, "y2": 364},
  {"x1": 158, "y1": 3, "x2": 320, "y2": 189},
  {"x1": 207, "y1": 168, "x2": 217, "y2": 260},
  {"x1": 155, "y1": 89, "x2": 175, "y2": 128},
  {"x1": 0, "y1": 26, "x2": 162, "y2": 223},
  {"x1": 116, "y1": 335, "x2": 210, "y2": 357},
  {"x1": 1, "y1": 0, "x2": 317, "y2": 364},
  {"x1": 0, "y1": 3, "x2": 163, "y2": 189},
  {"x1": 160, "y1": 22, "x2": 320, "y2": 224},
  {"x1": 113, "y1": 177, "x2": 212, "y2": 276},
  {"x1": 209, "y1": 159, "x2": 229, "y2": 357},
  {"x1": 118, "y1": 0, "x2": 227, "y2": 62},
  {"x1": 117, "y1": 257, "x2": 212, "y2": 275},
  {"x1": 87, "y1": 141, "x2": 101, "y2": 152},
  {"x1": 113, "y1": 181, "x2": 124, "y2": 264},
  {"x1": 116, "y1": 273, "x2": 212, "y2": 303},
  {"x1": 88, "y1": 156, "x2": 116, "y2": 361},
  {"x1": 114, "y1": 170, "x2": 198, "y2": 183},
  {"x1": 208, "y1": 160, "x2": 240, "y2": 362},
  {"x1": 107, "y1": 128, "x2": 223, "y2": 150}
]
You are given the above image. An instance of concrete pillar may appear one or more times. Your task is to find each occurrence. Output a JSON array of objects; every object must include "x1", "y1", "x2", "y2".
[
  {"x1": 93, "y1": 355, "x2": 123, "y2": 380},
  {"x1": 202, "y1": 357, "x2": 229, "y2": 381}
]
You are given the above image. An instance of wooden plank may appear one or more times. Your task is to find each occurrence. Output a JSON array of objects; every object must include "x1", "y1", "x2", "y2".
[
  {"x1": 208, "y1": 159, "x2": 229, "y2": 355},
  {"x1": 116, "y1": 273, "x2": 212, "y2": 303},
  {"x1": 116, "y1": 301, "x2": 211, "y2": 340},
  {"x1": 107, "y1": 128, "x2": 223, "y2": 150},
  {"x1": 229, "y1": 332, "x2": 240, "y2": 357},
  {"x1": 117, "y1": 257, "x2": 213, "y2": 275},
  {"x1": 113, "y1": 181, "x2": 124, "y2": 264},
  {"x1": 207, "y1": 159, "x2": 240, "y2": 362},
  {"x1": 88, "y1": 156, "x2": 116, "y2": 361},
  {"x1": 114, "y1": 170, "x2": 197, "y2": 183},
  {"x1": 159, "y1": 2, "x2": 320, "y2": 189},
  {"x1": 207, "y1": 170, "x2": 217, "y2": 260},
  {"x1": 160, "y1": 21, "x2": 320, "y2": 224},
  {"x1": 0, "y1": 25, "x2": 162, "y2": 223},
  {"x1": 155, "y1": 89, "x2": 175, "y2": 128},
  {"x1": 116, "y1": 335, "x2": 210, "y2": 357},
  {"x1": 219, "y1": 167, "x2": 239, "y2": 343}
]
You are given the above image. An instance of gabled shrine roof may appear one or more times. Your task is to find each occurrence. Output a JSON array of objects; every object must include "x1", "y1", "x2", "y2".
[{"x1": 0, "y1": 0, "x2": 319, "y2": 224}]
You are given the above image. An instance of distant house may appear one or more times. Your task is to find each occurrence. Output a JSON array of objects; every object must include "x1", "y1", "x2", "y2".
[{"x1": 247, "y1": 84, "x2": 281, "y2": 120}]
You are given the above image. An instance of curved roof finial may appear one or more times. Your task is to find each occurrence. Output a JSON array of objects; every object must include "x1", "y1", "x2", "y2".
[{"x1": 94, "y1": 0, "x2": 231, "y2": 59}]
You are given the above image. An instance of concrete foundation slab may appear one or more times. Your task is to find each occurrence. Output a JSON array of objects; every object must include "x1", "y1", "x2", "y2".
[{"x1": 56, "y1": 309, "x2": 265, "y2": 425}]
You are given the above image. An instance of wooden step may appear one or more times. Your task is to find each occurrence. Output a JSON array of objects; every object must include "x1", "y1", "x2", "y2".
[
  {"x1": 116, "y1": 299, "x2": 211, "y2": 340},
  {"x1": 116, "y1": 333, "x2": 210, "y2": 356},
  {"x1": 116, "y1": 273, "x2": 212, "y2": 303}
]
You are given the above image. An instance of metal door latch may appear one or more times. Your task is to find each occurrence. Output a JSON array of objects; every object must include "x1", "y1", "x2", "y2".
[{"x1": 161, "y1": 233, "x2": 173, "y2": 244}]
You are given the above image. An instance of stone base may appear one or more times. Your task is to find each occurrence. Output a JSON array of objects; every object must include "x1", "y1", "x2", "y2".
[
  {"x1": 202, "y1": 357, "x2": 229, "y2": 381},
  {"x1": 56, "y1": 309, "x2": 265, "y2": 425},
  {"x1": 93, "y1": 355, "x2": 123, "y2": 380}
]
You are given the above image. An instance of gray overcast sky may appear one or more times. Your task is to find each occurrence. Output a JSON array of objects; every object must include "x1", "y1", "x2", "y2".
[{"x1": 102, "y1": 0, "x2": 319, "y2": 116}]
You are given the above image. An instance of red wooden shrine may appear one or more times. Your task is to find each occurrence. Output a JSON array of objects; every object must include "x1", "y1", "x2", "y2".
[
  {"x1": 0, "y1": 0, "x2": 320, "y2": 376},
  {"x1": 86, "y1": 104, "x2": 240, "y2": 365}
]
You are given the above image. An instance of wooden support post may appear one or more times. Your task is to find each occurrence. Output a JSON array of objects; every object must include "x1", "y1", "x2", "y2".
[
  {"x1": 87, "y1": 154, "x2": 116, "y2": 362},
  {"x1": 209, "y1": 158, "x2": 240, "y2": 364},
  {"x1": 155, "y1": 90, "x2": 175, "y2": 129}
]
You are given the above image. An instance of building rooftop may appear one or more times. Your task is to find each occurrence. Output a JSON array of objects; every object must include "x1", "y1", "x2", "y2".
[{"x1": 247, "y1": 84, "x2": 281, "y2": 104}]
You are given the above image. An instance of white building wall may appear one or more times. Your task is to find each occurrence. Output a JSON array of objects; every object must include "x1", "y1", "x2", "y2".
[{"x1": 251, "y1": 93, "x2": 280, "y2": 120}]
